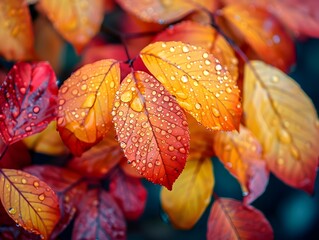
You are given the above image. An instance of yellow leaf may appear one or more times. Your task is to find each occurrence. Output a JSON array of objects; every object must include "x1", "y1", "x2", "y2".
[
  {"x1": 24, "y1": 121, "x2": 68, "y2": 156},
  {"x1": 161, "y1": 157, "x2": 214, "y2": 229},
  {"x1": 0, "y1": 0, "x2": 34, "y2": 60},
  {"x1": 244, "y1": 60, "x2": 319, "y2": 193},
  {"x1": 0, "y1": 169, "x2": 60, "y2": 239},
  {"x1": 38, "y1": 0, "x2": 104, "y2": 52},
  {"x1": 140, "y1": 41, "x2": 242, "y2": 131},
  {"x1": 57, "y1": 59, "x2": 120, "y2": 156}
]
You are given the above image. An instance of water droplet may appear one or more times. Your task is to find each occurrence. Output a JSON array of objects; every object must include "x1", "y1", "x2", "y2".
[
  {"x1": 290, "y1": 145, "x2": 300, "y2": 159},
  {"x1": 212, "y1": 107, "x2": 220, "y2": 117},
  {"x1": 121, "y1": 90, "x2": 133, "y2": 102},
  {"x1": 110, "y1": 81, "x2": 115, "y2": 88},
  {"x1": 72, "y1": 89, "x2": 79, "y2": 96},
  {"x1": 38, "y1": 194, "x2": 45, "y2": 201},
  {"x1": 272, "y1": 76, "x2": 279, "y2": 83},
  {"x1": 170, "y1": 46, "x2": 175, "y2": 52},
  {"x1": 181, "y1": 75, "x2": 188, "y2": 83},
  {"x1": 148, "y1": 162, "x2": 153, "y2": 168},
  {"x1": 25, "y1": 126, "x2": 32, "y2": 132},
  {"x1": 168, "y1": 146, "x2": 174, "y2": 151},
  {"x1": 33, "y1": 181, "x2": 39, "y2": 189},
  {"x1": 179, "y1": 147, "x2": 186, "y2": 153},
  {"x1": 130, "y1": 97, "x2": 144, "y2": 112},
  {"x1": 195, "y1": 103, "x2": 201, "y2": 109},
  {"x1": 33, "y1": 106, "x2": 40, "y2": 113},
  {"x1": 120, "y1": 142, "x2": 127, "y2": 148},
  {"x1": 21, "y1": 178, "x2": 27, "y2": 184},
  {"x1": 175, "y1": 91, "x2": 187, "y2": 99},
  {"x1": 19, "y1": 87, "x2": 26, "y2": 94},
  {"x1": 278, "y1": 129, "x2": 291, "y2": 144},
  {"x1": 182, "y1": 46, "x2": 189, "y2": 53},
  {"x1": 81, "y1": 84, "x2": 87, "y2": 91},
  {"x1": 203, "y1": 70, "x2": 209, "y2": 76},
  {"x1": 82, "y1": 74, "x2": 88, "y2": 80},
  {"x1": 163, "y1": 96, "x2": 170, "y2": 102},
  {"x1": 215, "y1": 64, "x2": 222, "y2": 71},
  {"x1": 226, "y1": 87, "x2": 232, "y2": 93},
  {"x1": 202, "y1": 53, "x2": 209, "y2": 58},
  {"x1": 8, "y1": 207, "x2": 16, "y2": 215},
  {"x1": 205, "y1": 59, "x2": 211, "y2": 65}
]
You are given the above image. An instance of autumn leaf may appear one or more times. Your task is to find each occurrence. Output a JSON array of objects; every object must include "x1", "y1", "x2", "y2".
[
  {"x1": 113, "y1": 71, "x2": 189, "y2": 189},
  {"x1": 244, "y1": 60, "x2": 319, "y2": 193},
  {"x1": 153, "y1": 21, "x2": 239, "y2": 80},
  {"x1": 187, "y1": 114, "x2": 215, "y2": 159},
  {"x1": 140, "y1": 41, "x2": 242, "y2": 131},
  {"x1": 222, "y1": 0, "x2": 319, "y2": 38},
  {"x1": 73, "y1": 189, "x2": 126, "y2": 240},
  {"x1": 24, "y1": 121, "x2": 68, "y2": 156},
  {"x1": 0, "y1": 0, "x2": 34, "y2": 60},
  {"x1": 24, "y1": 165, "x2": 87, "y2": 239},
  {"x1": 116, "y1": 0, "x2": 215, "y2": 24},
  {"x1": 57, "y1": 59, "x2": 120, "y2": 156},
  {"x1": 0, "y1": 142, "x2": 31, "y2": 169},
  {"x1": 0, "y1": 169, "x2": 60, "y2": 239},
  {"x1": 0, "y1": 62, "x2": 58, "y2": 145},
  {"x1": 110, "y1": 170, "x2": 147, "y2": 220},
  {"x1": 214, "y1": 125, "x2": 268, "y2": 204},
  {"x1": 222, "y1": 4, "x2": 295, "y2": 71},
  {"x1": 161, "y1": 157, "x2": 214, "y2": 229},
  {"x1": 119, "y1": 159, "x2": 143, "y2": 178},
  {"x1": 38, "y1": 0, "x2": 104, "y2": 52},
  {"x1": 68, "y1": 129, "x2": 125, "y2": 178},
  {"x1": 207, "y1": 198, "x2": 273, "y2": 240}
]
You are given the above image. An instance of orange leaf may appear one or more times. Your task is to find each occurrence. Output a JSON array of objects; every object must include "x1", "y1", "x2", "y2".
[
  {"x1": 214, "y1": 125, "x2": 269, "y2": 204},
  {"x1": 0, "y1": 169, "x2": 60, "y2": 239},
  {"x1": 38, "y1": 0, "x2": 104, "y2": 52},
  {"x1": 161, "y1": 157, "x2": 214, "y2": 229},
  {"x1": 222, "y1": 0, "x2": 319, "y2": 38},
  {"x1": 244, "y1": 61, "x2": 319, "y2": 193},
  {"x1": 154, "y1": 21, "x2": 238, "y2": 80},
  {"x1": 119, "y1": 159, "x2": 143, "y2": 178},
  {"x1": 188, "y1": 114, "x2": 215, "y2": 159},
  {"x1": 0, "y1": 0, "x2": 34, "y2": 60},
  {"x1": 140, "y1": 41, "x2": 242, "y2": 131},
  {"x1": 57, "y1": 59, "x2": 120, "y2": 156},
  {"x1": 207, "y1": 198, "x2": 273, "y2": 240},
  {"x1": 222, "y1": 4, "x2": 295, "y2": 71},
  {"x1": 24, "y1": 121, "x2": 69, "y2": 156},
  {"x1": 68, "y1": 129, "x2": 125, "y2": 178},
  {"x1": 116, "y1": 0, "x2": 215, "y2": 24},
  {"x1": 112, "y1": 71, "x2": 190, "y2": 190}
]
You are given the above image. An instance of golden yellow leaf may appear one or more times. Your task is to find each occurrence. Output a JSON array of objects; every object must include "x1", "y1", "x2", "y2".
[
  {"x1": 38, "y1": 0, "x2": 104, "y2": 52},
  {"x1": 57, "y1": 59, "x2": 120, "y2": 156},
  {"x1": 161, "y1": 157, "x2": 214, "y2": 229},
  {"x1": 244, "y1": 60, "x2": 319, "y2": 193},
  {"x1": 140, "y1": 41, "x2": 242, "y2": 131},
  {"x1": 0, "y1": 169, "x2": 60, "y2": 239},
  {"x1": 0, "y1": 0, "x2": 34, "y2": 60},
  {"x1": 24, "y1": 121, "x2": 68, "y2": 156},
  {"x1": 153, "y1": 21, "x2": 238, "y2": 80}
]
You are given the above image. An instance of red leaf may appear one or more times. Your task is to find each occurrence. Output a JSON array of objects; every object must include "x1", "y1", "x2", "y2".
[
  {"x1": 110, "y1": 170, "x2": 147, "y2": 220},
  {"x1": 0, "y1": 141, "x2": 31, "y2": 169},
  {"x1": 207, "y1": 198, "x2": 274, "y2": 240},
  {"x1": 73, "y1": 189, "x2": 126, "y2": 240},
  {"x1": 0, "y1": 62, "x2": 58, "y2": 145},
  {"x1": 112, "y1": 71, "x2": 190, "y2": 190},
  {"x1": 67, "y1": 129, "x2": 125, "y2": 178},
  {"x1": 24, "y1": 166, "x2": 87, "y2": 238}
]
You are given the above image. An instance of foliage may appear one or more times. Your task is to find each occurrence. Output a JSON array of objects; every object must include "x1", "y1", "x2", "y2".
[{"x1": 0, "y1": 0, "x2": 318, "y2": 239}]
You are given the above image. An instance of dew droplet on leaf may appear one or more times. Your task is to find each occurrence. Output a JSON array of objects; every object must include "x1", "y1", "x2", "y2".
[{"x1": 8, "y1": 207, "x2": 16, "y2": 215}]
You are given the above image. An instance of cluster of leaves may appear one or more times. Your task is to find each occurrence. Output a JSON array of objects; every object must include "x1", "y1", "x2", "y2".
[{"x1": 0, "y1": 0, "x2": 318, "y2": 239}]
